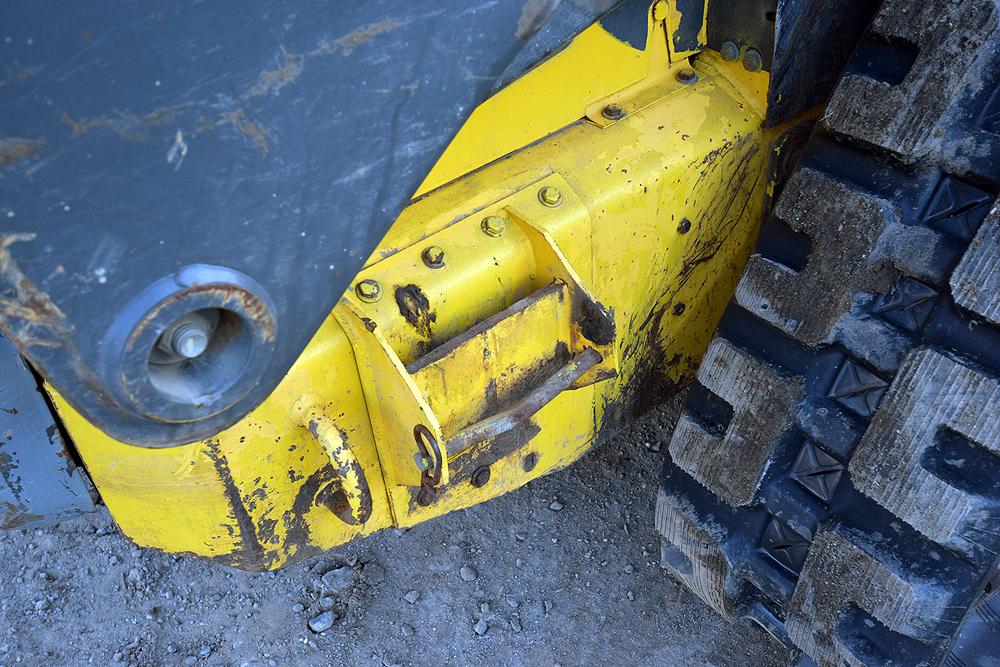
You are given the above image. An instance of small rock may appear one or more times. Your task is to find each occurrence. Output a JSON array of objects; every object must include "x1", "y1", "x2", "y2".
[
  {"x1": 479, "y1": 602, "x2": 489, "y2": 615},
  {"x1": 473, "y1": 618, "x2": 488, "y2": 636},
  {"x1": 321, "y1": 567, "x2": 355, "y2": 594},
  {"x1": 308, "y1": 611, "x2": 336, "y2": 633},
  {"x1": 548, "y1": 500, "x2": 563, "y2": 512},
  {"x1": 543, "y1": 600, "x2": 552, "y2": 614},
  {"x1": 626, "y1": 591, "x2": 635, "y2": 601},
  {"x1": 510, "y1": 618, "x2": 522, "y2": 633},
  {"x1": 382, "y1": 655, "x2": 402, "y2": 667},
  {"x1": 182, "y1": 657, "x2": 198, "y2": 667},
  {"x1": 624, "y1": 564, "x2": 634, "y2": 574},
  {"x1": 112, "y1": 652, "x2": 123, "y2": 662},
  {"x1": 402, "y1": 590, "x2": 420, "y2": 604},
  {"x1": 166, "y1": 644, "x2": 178, "y2": 654},
  {"x1": 506, "y1": 598, "x2": 519, "y2": 609},
  {"x1": 198, "y1": 645, "x2": 212, "y2": 657},
  {"x1": 515, "y1": 558, "x2": 525, "y2": 568},
  {"x1": 401, "y1": 623, "x2": 415, "y2": 637},
  {"x1": 292, "y1": 602, "x2": 305, "y2": 613},
  {"x1": 459, "y1": 566, "x2": 477, "y2": 582},
  {"x1": 320, "y1": 596, "x2": 335, "y2": 609}
]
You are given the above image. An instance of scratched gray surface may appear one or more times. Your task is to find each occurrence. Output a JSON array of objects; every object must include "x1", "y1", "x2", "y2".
[
  {"x1": 0, "y1": 335, "x2": 94, "y2": 529},
  {"x1": 0, "y1": 1, "x2": 559, "y2": 445}
]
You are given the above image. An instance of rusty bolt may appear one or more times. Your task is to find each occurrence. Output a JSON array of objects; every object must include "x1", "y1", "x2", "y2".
[
  {"x1": 481, "y1": 215, "x2": 507, "y2": 237},
  {"x1": 538, "y1": 186, "x2": 563, "y2": 207},
  {"x1": 601, "y1": 103, "x2": 626, "y2": 121},
  {"x1": 720, "y1": 41, "x2": 740, "y2": 62},
  {"x1": 523, "y1": 452, "x2": 538, "y2": 472},
  {"x1": 677, "y1": 68, "x2": 698, "y2": 84},
  {"x1": 743, "y1": 47, "x2": 763, "y2": 72},
  {"x1": 355, "y1": 279, "x2": 382, "y2": 303},
  {"x1": 673, "y1": 302, "x2": 686, "y2": 316},
  {"x1": 422, "y1": 245, "x2": 445, "y2": 269},
  {"x1": 677, "y1": 218, "x2": 691, "y2": 234},
  {"x1": 471, "y1": 465, "x2": 491, "y2": 488}
]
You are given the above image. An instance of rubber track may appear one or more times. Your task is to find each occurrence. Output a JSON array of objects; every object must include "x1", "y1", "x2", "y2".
[{"x1": 656, "y1": 1, "x2": 1000, "y2": 665}]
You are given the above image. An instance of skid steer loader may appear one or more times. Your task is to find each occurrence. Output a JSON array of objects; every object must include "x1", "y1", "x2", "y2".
[{"x1": 2, "y1": 1, "x2": 999, "y2": 664}]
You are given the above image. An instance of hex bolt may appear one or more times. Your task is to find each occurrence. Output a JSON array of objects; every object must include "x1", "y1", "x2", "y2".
[
  {"x1": 676, "y1": 68, "x2": 698, "y2": 84},
  {"x1": 601, "y1": 103, "x2": 626, "y2": 121},
  {"x1": 673, "y1": 302, "x2": 687, "y2": 316},
  {"x1": 481, "y1": 215, "x2": 507, "y2": 237},
  {"x1": 677, "y1": 218, "x2": 692, "y2": 234},
  {"x1": 355, "y1": 279, "x2": 382, "y2": 303},
  {"x1": 742, "y1": 47, "x2": 763, "y2": 72},
  {"x1": 523, "y1": 452, "x2": 538, "y2": 472},
  {"x1": 538, "y1": 186, "x2": 563, "y2": 208},
  {"x1": 471, "y1": 465, "x2": 491, "y2": 488},
  {"x1": 422, "y1": 245, "x2": 445, "y2": 269},
  {"x1": 171, "y1": 321, "x2": 210, "y2": 359},
  {"x1": 720, "y1": 41, "x2": 740, "y2": 62}
]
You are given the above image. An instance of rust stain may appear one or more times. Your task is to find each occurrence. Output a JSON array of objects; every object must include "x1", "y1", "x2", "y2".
[
  {"x1": 217, "y1": 108, "x2": 274, "y2": 153},
  {"x1": 59, "y1": 105, "x2": 189, "y2": 141},
  {"x1": 0, "y1": 138, "x2": 44, "y2": 167},
  {"x1": 316, "y1": 20, "x2": 405, "y2": 57},
  {"x1": 245, "y1": 48, "x2": 305, "y2": 99},
  {"x1": 0, "y1": 233, "x2": 73, "y2": 351}
]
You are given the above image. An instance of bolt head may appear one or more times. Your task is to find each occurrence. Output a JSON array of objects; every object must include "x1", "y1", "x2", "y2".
[
  {"x1": 677, "y1": 218, "x2": 692, "y2": 234},
  {"x1": 356, "y1": 279, "x2": 382, "y2": 303},
  {"x1": 172, "y1": 323, "x2": 209, "y2": 359},
  {"x1": 720, "y1": 41, "x2": 740, "y2": 62},
  {"x1": 742, "y1": 48, "x2": 763, "y2": 72},
  {"x1": 481, "y1": 215, "x2": 507, "y2": 237},
  {"x1": 538, "y1": 186, "x2": 563, "y2": 208},
  {"x1": 601, "y1": 103, "x2": 626, "y2": 121},
  {"x1": 523, "y1": 452, "x2": 538, "y2": 472},
  {"x1": 677, "y1": 68, "x2": 698, "y2": 84},
  {"x1": 422, "y1": 245, "x2": 445, "y2": 269}
]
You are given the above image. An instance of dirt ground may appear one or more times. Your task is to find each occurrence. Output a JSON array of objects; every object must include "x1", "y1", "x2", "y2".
[{"x1": 0, "y1": 398, "x2": 792, "y2": 667}]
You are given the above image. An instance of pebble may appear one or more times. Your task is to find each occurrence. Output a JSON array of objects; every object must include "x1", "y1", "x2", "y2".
[
  {"x1": 548, "y1": 500, "x2": 564, "y2": 511},
  {"x1": 401, "y1": 624, "x2": 415, "y2": 637},
  {"x1": 624, "y1": 564, "x2": 634, "y2": 574},
  {"x1": 543, "y1": 600, "x2": 552, "y2": 614},
  {"x1": 320, "y1": 596, "x2": 335, "y2": 609},
  {"x1": 292, "y1": 602, "x2": 305, "y2": 613},
  {"x1": 459, "y1": 566, "x2": 477, "y2": 582},
  {"x1": 479, "y1": 602, "x2": 489, "y2": 615},
  {"x1": 510, "y1": 618, "x2": 522, "y2": 633},
  {"x1": 308, "y1": 611, "x2": 336, "y2": 633},
  {"x1": 402, "y1": 590, "x2": 420, "y2": 604},
  {"x1": 182, "y1": 657, "x2": 197, "y2": 667},
  {"x1": 198, "y1": 645, "x2": 212, "y2": 657},
  {"x1": 515, "y1": 558, "x2": 525, "y2": 568},
  {"x1": 320, "y1": 567, "x2": 354, "y2": 594},
  {"x1": 166, "y1": 644, "x2": 178, "y2": 654},
  {"x1": 473, "y1": 618, "x2": 488, "y2": 636},
  {"x1": 626, "y1": 591, "x2": 635, "y2": 601}
]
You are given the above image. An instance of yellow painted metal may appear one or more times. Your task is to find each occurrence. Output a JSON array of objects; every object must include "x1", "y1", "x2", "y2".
[{"x1": 50, "y1": 5, "x2": 779, "y2": 569}]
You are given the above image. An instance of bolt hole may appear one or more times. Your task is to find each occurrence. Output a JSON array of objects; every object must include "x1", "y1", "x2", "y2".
[{"x1": 147, "y1": 308, "x2": 250, "y2": 406}]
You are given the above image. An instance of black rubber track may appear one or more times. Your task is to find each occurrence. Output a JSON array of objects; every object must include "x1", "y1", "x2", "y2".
[{"x1": 656, "y1": 1, "x2": 1000, "y2": 665}]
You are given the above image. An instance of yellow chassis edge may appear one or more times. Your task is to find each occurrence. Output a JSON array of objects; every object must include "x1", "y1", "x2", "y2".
[{"x1": 50, "y1": 5, "x2": 778, "y2": 570}]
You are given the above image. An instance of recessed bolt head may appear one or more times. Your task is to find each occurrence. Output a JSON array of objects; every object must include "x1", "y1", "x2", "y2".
[
  {"x1": 677, "y1": 218, "x2": 692, "y2": 234},
  {"x1": 673, "y1": 302, "x2": 687, "y2": 316},
  {"x1": 481, "y1": 215, "x2": 507, "y2": 237},
  {"x1": 677, "y1": 68, "x2": 698, "y2": 84},
  {"x1": 742, "y1": 47, "x2": 763, "y2": 72},
  {"x1": 171, "y1": 322, "x2": 209, "y2": 359},
  {"x1": 421, "y1": 245, "x2": 445, "y2": 269},
  {"x1": 601, "y1": 103, "x2": 626, "y2": 121},
  {"x1": 538, "y1": 186, "x2": 563, "y2": 207},
  {"x1": 356, "y1": 279, "x2": 382, "y2": 303},
  {"x1": 471, "y1": 465, "x2": 491, "y2": 488},
  {"x1": 523, "y1": 452, "x2": 538, "y2": 472},
  {"x1": 720, "y1": 41, "x2": 740, "y2": 62}
]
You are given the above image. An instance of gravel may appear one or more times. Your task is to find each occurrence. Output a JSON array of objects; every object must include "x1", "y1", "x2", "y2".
[{"x1": 0, "y1": 396, "x2": 791, "y2": 666}]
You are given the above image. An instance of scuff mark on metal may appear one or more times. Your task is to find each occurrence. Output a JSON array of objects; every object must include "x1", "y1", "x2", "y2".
[
  {"x1": 203, "y1": 439, "x2": 270, "y2": 570},
  {"x1": 394, "y1": 284, "x2": 437, "y2": 349}
]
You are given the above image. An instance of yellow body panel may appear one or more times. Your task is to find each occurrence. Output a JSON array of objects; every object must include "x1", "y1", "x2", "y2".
[{"x1": 52, "y1": 5, "x2": 778, "y2": 570}]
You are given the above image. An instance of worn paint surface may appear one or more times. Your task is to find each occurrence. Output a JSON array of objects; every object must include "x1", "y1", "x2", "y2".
[{"x1": 52, "y1": 4, "x2": 776, "y2": 570}]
